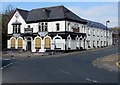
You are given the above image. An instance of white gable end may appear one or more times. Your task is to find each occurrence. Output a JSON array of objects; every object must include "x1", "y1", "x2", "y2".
[{"x1": 8, "y1": 11, "x2": 27, "y2": 34}]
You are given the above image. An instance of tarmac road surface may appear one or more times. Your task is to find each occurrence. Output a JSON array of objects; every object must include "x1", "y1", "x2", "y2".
[{"x1": 2, "y1": 46, "x2": 119, "y2": 83}]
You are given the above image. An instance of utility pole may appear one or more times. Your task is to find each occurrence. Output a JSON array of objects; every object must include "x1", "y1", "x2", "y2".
[{"x1": 106, "y1": 20, "x2": 110, "y2": 46}]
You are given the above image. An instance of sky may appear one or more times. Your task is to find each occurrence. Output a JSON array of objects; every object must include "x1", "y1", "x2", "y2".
[{"x1": 1, "y1": 2, "x2": 118, "y2": 27}]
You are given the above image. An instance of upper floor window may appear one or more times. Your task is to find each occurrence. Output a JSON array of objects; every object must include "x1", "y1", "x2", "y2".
[
  {"x1": 28, "y1": 25, "x2": 30, "y2": 28},
  {"x1": 45, "y1": 23, "x2": 48, "y2": 31},
  {"x1": 72, "y1": 27, "x2": 79, "y2": 32},
  {"x1": 107, "y1": 31, "x2": 109, "y2": 36},
  {"x1": 56, "y1": 23, "x2": 60, "y2": 31},
  {"x1": 38, "y1": 24, "x2": 41, "y2": 32},
  {"x1": 77, "y1": 27, "x2": 79, "y2": 32},
  {"x1": 93, "y1": 29, "x2": 95, "y2": 36},
  {"x1": 38, "y1": 22, "x2": 48, "y2": 32},
  {"x1": 82, "y1": 26, "x2": 84, "y2": 32},
  {"x1": 88, "y1": 28, "x2": 90, "y2": 35},
  {"x1": 84, "y1": 26, "x2": 86, "y2": 33},
  {"x1": 42, "y1": 23, "x2": 44, "y2": 31},
  {"x1": 104, "y1": 30, "x2": 106, "y2": 37},
  {"x1": 84, "y1": 26, "x2": 86, "y2": 32},
  {"x1": 97, "y1": 30, "x2": 99, "y2": 34},
  {"x1": 13, "y1": 25, "x2": 17, "y2": 33},
  {"x1": 97, "y1": 30, "x2": 99, "y2": 37},
  {"x1": 68, "y1": 23, "x2": 70, "y2": 31},
  {"x1": 13, "y1": 25, "x2": 21, "y2": 34},
  {"x1": 18, "y1": 25, "x2": 21, "y2": 33},
  {"x1": 101, "y1": 31, "x2": 103, "y2": 37}
]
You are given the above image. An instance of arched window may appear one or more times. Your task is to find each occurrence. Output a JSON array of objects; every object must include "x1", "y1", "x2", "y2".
[
  {"x1": 18, "y1": 38, "x2": 23, "y2": 48},
  {"x1": 11, "y1": 38, "x2": 15, "y2": 48},
  {"x1": 55, "y1": 37, "x2": 61, "y2": 49},
  {"x1": 35, "y1": 38, "x2": 41, "y2": 49},
  {"x1": 45, "y1": 38, "x2": 51, "y2": 49},
  {"x1": 68, "y1": 37, "x2": 71, "y2": 48}
]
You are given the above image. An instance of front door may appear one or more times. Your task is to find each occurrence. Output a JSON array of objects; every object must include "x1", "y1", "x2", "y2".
[
  {"x1": 55, "y1": 38, "x2": 61, "y2": 49},
  {"x1": 27, "y1": 41, "x2": 31, "y2": 51}
]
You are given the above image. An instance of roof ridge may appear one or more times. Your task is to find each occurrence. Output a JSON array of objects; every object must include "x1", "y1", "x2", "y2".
[
  {"x1": 62, "y1": 6, "x2": 66, "y2": 18},
  {"x1": 31, "y1": 5, "x2": 64, "y2": 11},
  {"x1": 16, "y1": 8, "x2": 29, "y2": 12}
]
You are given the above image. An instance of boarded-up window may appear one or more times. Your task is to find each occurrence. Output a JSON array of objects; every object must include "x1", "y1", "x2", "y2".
[
  {"x1": 35, "y1": 38, "x2": 41, "y2": 48},
  {"x1": 18, "y1": 38, "x2": 23, "y2": 48},
  {"x1": 11, "y1": 38, "x2": 15, "y2": 48},
  {"x1": 45, "y1": 38, "x2": 50, "y2": 49}
]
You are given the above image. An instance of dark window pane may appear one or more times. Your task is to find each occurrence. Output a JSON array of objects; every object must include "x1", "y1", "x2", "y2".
[
  {"x1": 39, "y1": 25, "x2": 41, "y2": 32},
  {"x1": 45, "y1": 26, "x2": 47, "y2": 31},
  {"x1": 45, "y1": 23, "x2": 47, "y2": 25},
  {"x1": 42, "y1": 23, "x2": 44, "y2": 25},
  {"x1": 42, "y1": 25, "x2": 44, "y2": 31},
  {"x1": 56, "y1": 23, "x2": 59, "y2": 31},
  {"x1": 28, "y1": 25, "x2": 30, "y2": 28},
  {"x1": 18, "y1": 25, "x2": 21, "y2": 33},
  {"x1": 14, "y1": 25, "x2": 17, "y2": 33}
]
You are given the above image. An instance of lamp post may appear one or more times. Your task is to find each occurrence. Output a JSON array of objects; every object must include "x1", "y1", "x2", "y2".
[{"x1": 106, "y1": 20, "x2": 110, "y2": 46}]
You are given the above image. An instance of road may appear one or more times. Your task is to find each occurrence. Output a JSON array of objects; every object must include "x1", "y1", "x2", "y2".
[{"x1": 2, "y1": 46, "x2": 119, "y2": 83}]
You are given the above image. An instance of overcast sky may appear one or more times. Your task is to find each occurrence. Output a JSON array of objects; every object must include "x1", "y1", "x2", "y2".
[{"x1": 1, "y1": 2, "x2": 118, "y2": 27}]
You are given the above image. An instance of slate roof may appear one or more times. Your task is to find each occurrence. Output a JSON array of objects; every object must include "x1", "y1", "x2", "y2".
[
  {"x1": 63, "y1": 7, "x2": 87, "y2": 23},
  {"x1": 11, "y1": 5, "x2": 109, "y2": 30},
  {"x1": 86, "y1": 20, "x2": 109, "y2": 30},
  {"x1": 17, "y1": 5, "x2": 87, "y2": 23},
  {"x1": 17, "y1": 8, "x2": 29, "y2": 21}
]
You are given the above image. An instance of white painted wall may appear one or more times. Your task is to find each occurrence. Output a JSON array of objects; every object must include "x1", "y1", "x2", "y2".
[
  {"x1": 65, "y1": 20, "x2": 112, "y2": 50},
  {"x1": 8, "y1": 11, "x2": 27, "y2": 34},
  {"x1": 7, "y1": 11, "x2": 113, "y2": 52}
]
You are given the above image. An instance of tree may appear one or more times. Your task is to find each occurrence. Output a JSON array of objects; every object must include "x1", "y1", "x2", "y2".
[{"x1": 2, "y1": 4, "x2": 15, "y2": 50}]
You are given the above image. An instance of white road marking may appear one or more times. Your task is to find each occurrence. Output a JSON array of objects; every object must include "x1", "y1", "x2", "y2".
[
  {"x1": 1, "y1": 63, "x2": 13, "y2": 70},
  {"x1": 57, "y1": 68, "x2": 70, "y2": 75},
  {"x1": 85, "y1": 78, "x2": 98, "y2": 83},
  {"x1": 85, "y1": 78, "x2": 92, "y2": 82},
  {"x1": 92, "y1": 80, "x2": 98, "y2": 83}
]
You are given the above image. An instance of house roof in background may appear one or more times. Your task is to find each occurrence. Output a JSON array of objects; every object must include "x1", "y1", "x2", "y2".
[{"x1": 86, "y1": 20, "x2": 109, "y2": 30}]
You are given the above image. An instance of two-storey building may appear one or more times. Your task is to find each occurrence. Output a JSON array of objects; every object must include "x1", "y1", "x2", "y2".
[{"x1": 7, "y1": 5, "x2": 113, "y2": 52}]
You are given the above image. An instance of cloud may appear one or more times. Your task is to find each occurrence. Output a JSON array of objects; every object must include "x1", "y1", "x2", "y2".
[{"x1": 68, "y1": 4, "x2": 118, "y2": 27}]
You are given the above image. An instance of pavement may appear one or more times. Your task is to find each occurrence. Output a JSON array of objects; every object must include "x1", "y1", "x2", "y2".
[
  {"x1": 2, "y1": 45, "x2": 115, "y2": 59},
  {"x1": 2, "y1": 45, "x2": 119, "y2": 83},
  {"x1": 93, "y1": 54, "x2": 119, "y2": 72}
]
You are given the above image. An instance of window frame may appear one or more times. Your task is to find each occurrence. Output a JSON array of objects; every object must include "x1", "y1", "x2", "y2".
[{"x1": 56, "y1": 23, "x2": 60, "y2": 31}]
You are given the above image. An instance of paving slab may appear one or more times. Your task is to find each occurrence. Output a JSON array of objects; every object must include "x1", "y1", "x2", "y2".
[{"x1": 93, "y1": 54, "x2": 119, "y2": 72}]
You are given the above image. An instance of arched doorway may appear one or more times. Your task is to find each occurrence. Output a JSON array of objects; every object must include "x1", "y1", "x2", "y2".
[
  {"x1": 45, "y1": 38, "x2": 51, "y2": 49},
  {"x1": 54, "y1": 37, "x2": 61, "y2": 49},
  {"x1": 18, "y1": 38, "x2": 23, "y2": 48},
  {"x1": 11, "y1": 38, "x2": 15, "y2": 48},
  {"x1": 27, "y1": 38, "x2": 32, "y2": 51},
  {"x1": 67, "y1": 37, "x2": 71, "y2": 49},
  {"x1": 35, "y1": 38, "x2": 41, "y2": 49}
]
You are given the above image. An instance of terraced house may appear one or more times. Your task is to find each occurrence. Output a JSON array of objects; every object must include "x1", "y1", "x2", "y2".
[{"x1": 7, "y1": 5, "x2": 113, "y2": 52}]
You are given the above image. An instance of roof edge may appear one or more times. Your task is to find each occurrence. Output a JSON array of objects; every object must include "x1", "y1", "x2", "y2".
[
  {"x1": 7, "y1": 8, "x2": 29, "y2": 24},
  {"x1": 31, "y1": 5, "x2": 64, "y2": 11},
  {"x1": 16, "y1": 8, "x2": 29, "y2": 12}
]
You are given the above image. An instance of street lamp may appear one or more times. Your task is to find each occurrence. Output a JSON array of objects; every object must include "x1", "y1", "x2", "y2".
[{"x1": 106, "y1": 20, "x2": 110, "y2": 46}]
